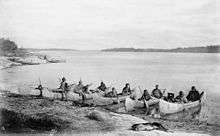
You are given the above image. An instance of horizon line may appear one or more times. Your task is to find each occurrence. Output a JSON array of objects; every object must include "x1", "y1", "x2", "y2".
[{"x1": 24, "y1": 45, "x2": 220, "y2": 51}]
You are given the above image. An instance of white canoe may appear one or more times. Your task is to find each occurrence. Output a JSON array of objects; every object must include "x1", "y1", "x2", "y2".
[
  {"x1": 125, "y1": 97, "x2": 160, "y2": 111},
  {"x1": 159, "y1": 99, "x2": 201, "y2": 115}
]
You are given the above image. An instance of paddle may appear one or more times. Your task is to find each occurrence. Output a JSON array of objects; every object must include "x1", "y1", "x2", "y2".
[{"x1": 38, "y1": 77, "x2": 42, "y2": 86}]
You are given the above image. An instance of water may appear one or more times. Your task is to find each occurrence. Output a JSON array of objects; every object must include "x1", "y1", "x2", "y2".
[{"x1": 0, "y1": 51, "x2": 220, "y2": 125}]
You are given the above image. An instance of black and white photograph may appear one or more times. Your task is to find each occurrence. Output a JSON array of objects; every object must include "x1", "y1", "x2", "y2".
[{"x1": 0, "y1": 0, "x2": 219, "y2": 135}]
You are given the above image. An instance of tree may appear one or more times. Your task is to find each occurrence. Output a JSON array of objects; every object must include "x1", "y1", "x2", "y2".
[{"x1": 0, "y1": 38, "x2": 18, "y2": 52}]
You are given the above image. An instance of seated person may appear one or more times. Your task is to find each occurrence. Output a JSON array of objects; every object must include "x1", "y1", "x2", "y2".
[
  {"x1": 186, "y1": 86, "x2": 200, "y2": 102},
  {"x1": 139, "y1": 89, "x2": 151, "y2": 101},
  {"x1": 105, "y1": 87, "x2": 118, "y2": 97},
  {"x1": 175, "y1": 91, "x2": 188, "y2": 103},
  {"x1": 151, "y1": 85, "x2": 163, "y2": 99},
  {"x1": 164, "y1": 93, "x2": 175, "y2": 102},
  {"x1": 97, "y1": 81, "x2": 107, "y2": 92},
  {"x1": 122, "y1": 83, "x2": 132, "y2": 95}
]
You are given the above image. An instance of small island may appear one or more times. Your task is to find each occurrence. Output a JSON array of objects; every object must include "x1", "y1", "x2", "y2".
[
  {"x1": 0, "y1": 38, "x2": 65, "y2": 69},
  {"x1": 102, "y1": 45, "x2": 220, "y2": 53}
]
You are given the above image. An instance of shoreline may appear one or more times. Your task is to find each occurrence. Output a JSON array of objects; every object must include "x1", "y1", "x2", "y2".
[{"x1": 0, "y1": 92, "x2": 217, "y2": 136}]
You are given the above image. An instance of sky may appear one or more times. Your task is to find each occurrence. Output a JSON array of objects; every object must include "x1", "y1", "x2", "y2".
[{"x1": 0, "y1": 0, "x2": 219, "y2": 50}]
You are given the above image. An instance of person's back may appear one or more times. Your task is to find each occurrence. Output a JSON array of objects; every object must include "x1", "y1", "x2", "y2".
[
  {"x1": 186, "y1": 86, "x2": 200, "y2": 102},
  {"x1": 98, "y1": 82, "x2": 107, "y2": 92},
  {"x1": 151, "y1": 85, "x2": 162, "y2": 99}
]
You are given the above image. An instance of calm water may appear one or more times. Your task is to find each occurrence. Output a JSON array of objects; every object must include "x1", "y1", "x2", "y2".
[{"x1": 0, "y1": 51, "x2": 220, "y2": 125}]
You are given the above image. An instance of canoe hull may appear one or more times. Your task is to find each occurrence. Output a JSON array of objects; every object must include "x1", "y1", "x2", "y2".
[
  {"x1": 159, "y1": 99, "x2": 202, "y2": 120},
  {"x1": 160, "y1": 103, "x2": 202, "y2": 120},
  {"x1": 159, "y1": 99, "x2": 201, "y2": 114}
]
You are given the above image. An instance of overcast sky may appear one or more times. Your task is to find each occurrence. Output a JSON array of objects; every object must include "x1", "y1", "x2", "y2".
[{"x1": 0, "y1": 0, "x2": 219, "y2": 50}]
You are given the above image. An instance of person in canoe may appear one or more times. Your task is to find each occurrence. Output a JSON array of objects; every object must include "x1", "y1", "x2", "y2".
[
  {"x1": 138, "y1": 89, "x2": 152, "y2": 113},
  {"x1": 122, "y1": 83, "x2": 132, "y2": 95},
  {"x1": 151, "y1": 85, "x2": 163, "y2": 99},
  {"x1": 164, "y1": 93, "x2": 175, "y2": 102},
  {"x1": 105, "y1": 87, "x2": 118, "y2": 97},
  {"x1": 97, "y1": 81, "x2": 107, "y2": 92},
  {"x1": 59, "y1": 77, "x2": 69, "y2": 101},
  {"x1": 174, "y1": 91, "x2": 188, "y2": 103},
  {"x1": 186, "y1": 86, "x2": 201, "y2": 102}
]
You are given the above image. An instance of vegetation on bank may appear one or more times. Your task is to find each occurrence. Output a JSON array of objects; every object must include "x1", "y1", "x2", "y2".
[
  {"x1": 102, "y1": 45, "x2": 220, "y2": 53},
  {"x1": 0, "y1": 38, "x2": 28, "y2": 57}
]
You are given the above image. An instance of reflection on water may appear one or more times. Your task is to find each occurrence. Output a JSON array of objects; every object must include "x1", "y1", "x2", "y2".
[{"x1": 0, "y1": 51, "x2": 220, "y2": 125}]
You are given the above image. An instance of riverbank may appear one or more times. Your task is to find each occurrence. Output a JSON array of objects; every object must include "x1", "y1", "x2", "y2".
[{"x1": 0, "y1": 92, "x2": 215, "y2": 136}]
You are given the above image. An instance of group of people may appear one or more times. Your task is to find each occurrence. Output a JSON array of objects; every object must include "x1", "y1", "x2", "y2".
[
  {"x1": 36, "y1": 77, "x2": 202, "y2": 104},
  {"x1": 59, "y1": 77, "x2": 92, "y2": 101},
  {"x1": 56, "y1": 78, "x2": 135, "y2": 101},
  {"x1": 58, "y1": 77, "x2": 202, "y2": 103},
  {"x1": 139, "y1": 85, "x2": 202, "y2": 104}
]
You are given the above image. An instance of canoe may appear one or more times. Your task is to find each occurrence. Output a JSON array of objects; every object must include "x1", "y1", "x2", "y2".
[
  {"x1": 125, "y1": 97, "x2": 160, "y2": 111},
  {"x1": 159, "y1": 99, "x2": 201, "y2": 115},
  {"x1": 159, "y1": 92, "x2": 204, "y2": 115}
]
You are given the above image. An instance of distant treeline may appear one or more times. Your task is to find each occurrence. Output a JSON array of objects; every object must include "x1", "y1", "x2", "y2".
[
  {"x1": 102, "y1": 45, "x2": 220, "y2": 53},
  {"x1": 0, "y1": 38, "x2": 27, "y2": 57},
  {"x1": 26, "y1": 48, "x2": 77, "y2": 52}
]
